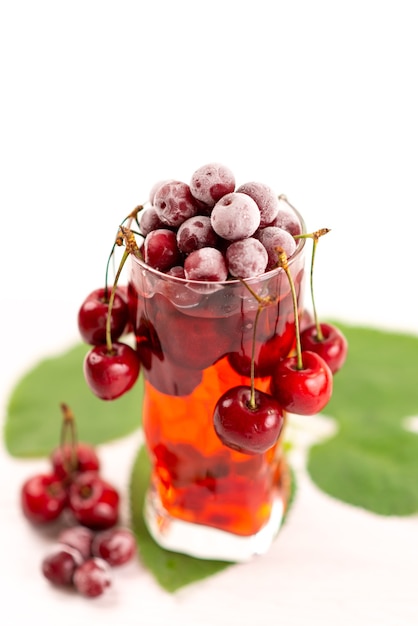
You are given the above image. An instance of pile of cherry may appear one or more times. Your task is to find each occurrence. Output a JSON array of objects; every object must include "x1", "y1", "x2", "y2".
[
  {"x1": 78, "y1": 162, "x2": 348, "y2": 457},
  {"x1": 20, "y1": 404, "x2": 136, "y2": 598}
]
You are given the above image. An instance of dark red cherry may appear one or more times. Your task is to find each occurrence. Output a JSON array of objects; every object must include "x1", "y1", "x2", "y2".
[
  {"x1": 58, "y1": 525, "x2": 95, "y2": 560},
  {"x1": 68, "y1": 471, "x2": 119, "y2": 530},
  {"x1": 213, "y1": 385, "x2": 284, "y2": 455},
  {"x1": 41, "y1": 545, "x2": 83, "y2": 586},
  {"x1": 77, "y1": 287, "x2": 129, "y2": 345},
  {"x1": 91, "y1": 527, "x2": 136, "y2": 566},
  {"x1": 300, "y1": 322, "x2": 348, "y2": 374},
  {"x1": 51, "y1": 442, "x2": 100, "y2": 481},
  {"x1": 73, "y1": 558, "x2": 112, "y2": 597},
  {"x1": 21, "y1": 473, "x2": 67, "y2": 524},
  {"x1": 270, "y1": 350, "x2": 333, "y2": 416},
  {"x1": 83, "y1": 341, "x2": 140, "y2": 400},
  {"x1": 144, "y1": 228, "x2": 182, "y2": 271}
]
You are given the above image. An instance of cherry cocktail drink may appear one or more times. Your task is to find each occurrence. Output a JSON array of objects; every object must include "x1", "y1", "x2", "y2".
[
  {"x1": 128, "y1": 239, "x2": 305, "y2": 561},
  {"x1": 77, "y1": 162, "x2": 344, "y2": 561}
]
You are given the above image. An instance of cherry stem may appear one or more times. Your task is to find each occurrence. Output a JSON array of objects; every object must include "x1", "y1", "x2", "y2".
[
  {"x1": 310, "y1": 235, "x2": 322, "y2": 340},
  {"x1": 105, "y1": 248, "x2": 129, "y2": 352},
  {"x1": 59, "y1": 403, "x2": 78, "y2": 475},
  {"x1": 105, "y1": 225, "x2": 143, "y2": 352},
  {"x1": 238, "y1": 279, "x2": 276, "y2": 410},
  {"x1": 248, "y1": 306, "x2": 262, "y2": 409},
  {"x1": 294, "y1": 228, "x2": 330, "y2": 342},
  {"x1": 276, "y1": 247, "x2": 303, "y2": 371},
  {"x1": 104, "y1": 205, "x2": 144, "y2": 301}
]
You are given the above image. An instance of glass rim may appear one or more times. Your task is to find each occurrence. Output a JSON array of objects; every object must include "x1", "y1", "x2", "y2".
[{"x1": 130, "y1": 206, "x2": 306, "y2": 287}]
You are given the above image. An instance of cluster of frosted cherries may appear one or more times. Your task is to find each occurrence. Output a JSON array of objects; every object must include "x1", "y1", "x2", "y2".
[
  {"x1": 20, "y1": 404, "x2": 136, "y2": 598},
  {"x1": 79, "y1": 163, "x2": 348, "y2": 455}
]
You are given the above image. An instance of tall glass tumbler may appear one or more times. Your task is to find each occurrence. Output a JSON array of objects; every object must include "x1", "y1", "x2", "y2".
[{"x1": 128, "y1": 228, "x2": 306, "y2": 562}]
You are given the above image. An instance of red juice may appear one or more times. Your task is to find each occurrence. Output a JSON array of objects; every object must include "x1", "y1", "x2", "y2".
[{"x1": 128, "y1": 235, "x2": 305, "y2": 556}]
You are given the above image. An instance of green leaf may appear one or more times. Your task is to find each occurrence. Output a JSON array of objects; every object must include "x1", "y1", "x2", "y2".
[
  {"x1": 129, "y1": 445, "x2": 232, "y2": 592},
  {"x1": 4, "y1": 343, "x2": 144, "y2": 457},
  {"x1": 307, "y1": 323, "x2": 418, "y2": 516}
]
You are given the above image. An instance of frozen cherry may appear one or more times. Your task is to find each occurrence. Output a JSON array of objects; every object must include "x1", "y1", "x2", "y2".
[
  {"x1": 274, "y1": 194, "x2": 304, "y2": 236},
  {"x1": 68, "y1": 471, "x2": 119, "y2": 530},
  {"x1": 225, "y1": 237, "x2": 268, "y2": 278},
  {"x1": 189, "y1": 162, "x2": 235, "y2": 207},
  {"x1": 256, "y1": 226, "x2": 297, "y2": 270},
  {"x1": 213, "y1": 386, "x2": 284, "y2": 455},
  {"x1": 176, "y1": 215, "x2": 218, "y2": 254},
  {"x1": 58, "y1": 525, "x2": 95, "y2": 560},
  {"x1": 236, "y1": 181, "x2": 280, "y2": 227},
  {"x1": 21, "y1": 473, "x2": 67, "y2": 524},
  {"x1": 139, "y1": 206, "x2": 165, "y2": 236},
  {"x1": 41, "y1": 545, "x2": 83, "y2": 586},
  {"x1": 149, "y1": 178, "x2": 175, "y2": 204},
  {"x1": 184, "y1": 247, "x2": 228, "y2": 282},
  {"x1": 77, "y1": 287, "x2": 129, "y2": 346},
  {"x1": 153, "y1": 180, "x2": 199, "y2": 227},
  {"x1": 83, "y1": 341, "x2": 140, "y2": 400},
  {"x1": 73, "y1": 558, "x2": 112, "y2": 598},
  {"x1": 91, "y1": 527, "x2": 136, "y2": 566},
  {"x1": 210, "y1": 192, "x2": 261, "y2": 241}
]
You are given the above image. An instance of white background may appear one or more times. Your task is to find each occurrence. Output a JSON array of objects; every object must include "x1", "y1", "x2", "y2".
[{"x1": 0, "y1": 1, "x2": 417, "y2": 625}]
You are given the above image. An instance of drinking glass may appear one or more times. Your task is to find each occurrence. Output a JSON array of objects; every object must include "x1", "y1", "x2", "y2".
[{"x1": 127, "y1": 220, "x2": 306, "y2": 561}]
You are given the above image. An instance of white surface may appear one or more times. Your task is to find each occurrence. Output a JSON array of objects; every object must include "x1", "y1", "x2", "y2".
[{"x1": 1, "y1": 1, "x2": 418, "y2": 624}]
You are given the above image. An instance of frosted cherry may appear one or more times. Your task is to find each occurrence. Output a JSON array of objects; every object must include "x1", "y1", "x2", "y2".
[
  {"x1": 190, "y1": 162, "x2": 235, "y2": 207},
  {"x1": 153, "y1": 180, "x2": 198, "y2": 227},
  {"x1": 184, "y1": 247, "x2": 228, "y2": 281},
  {"x1": 225, "y1": 237, "x2": 268, "y2": 278},
  {"x1": 176, "y1": 215, "x2": 218, "y2": 254},
  {"x1": 236, "y1": 181, "x2": 280, "y2": 227},
  {"x1": 139, "y1": 206, "x2": 164, "y2": 236},
  {"x1": 73, "y1": 558, "x2": 112, "y2": 598},
  {"x1": 256, "y1": 226, "x2": 297, "y2": 270},
  {"x1": 210, "y1": 192, "x2": 260, "y2": 241}
]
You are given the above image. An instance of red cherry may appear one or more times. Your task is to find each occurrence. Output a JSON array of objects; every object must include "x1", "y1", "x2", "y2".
[
  {"x1": 271, "y1": 350, "x2": 333, "y2": 416},
  {"x1": 41, "y1": 545, "x2": 83, "y2": 586},
  {"x1": 68, "y1": 471, "x2": 119, "y2": 530},
  {"x1": 91, "y1": 527, "x2": 136, "y2": 566},
  {"x1": 300, "y1": 322, "x2": 348, "y2": 374},
  {"x1": 213, "y1": 385, "x2": 284, "y2": 455},
  {"x1": 51, "y1": 442, "x2": 100, "y2": 481},
  {"x1": 83, "y1": 341, "x2": 140, "y2": 400},
  {"x1": 77, "y1": 287, "x2": 129, "y2": 345},
  {"x1": 58, "y1": 525, "x2": 95, "y2": 560},
  {"x1": 21, "y1": 473, "x2": 67, "y2": 524},
  {"x1": 144, "y1": 228, "x2": 182, "y2": 271},
  {"x1": 142, "y1": 351, "x2": 203, "y2": 396},
  {"x1": 228, "y1": 321, "x2": 295, "y2": 378},
  {"x1": 73, "y1": 558, "x2": 112, "y2": 597},
  {"x1": 155, "y1": 308, "x2": 232, "y2": 370}
]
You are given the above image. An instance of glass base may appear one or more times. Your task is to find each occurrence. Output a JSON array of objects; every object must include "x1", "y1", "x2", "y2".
[{"x1": 144, "y1": 487, "x2": 284, "y2": 562}]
